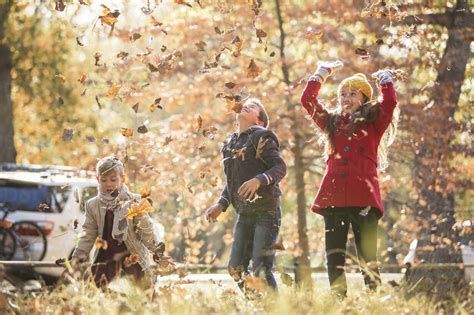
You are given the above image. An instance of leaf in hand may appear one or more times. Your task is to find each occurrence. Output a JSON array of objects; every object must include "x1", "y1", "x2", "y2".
[{"x1": 95, "y1": 237, "x2": 108, "y2": 250}]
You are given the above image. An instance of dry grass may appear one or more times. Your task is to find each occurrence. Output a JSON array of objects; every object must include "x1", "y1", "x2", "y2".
[{"x1": 4, "y1": 275, "x2": 472, "y2": 315}]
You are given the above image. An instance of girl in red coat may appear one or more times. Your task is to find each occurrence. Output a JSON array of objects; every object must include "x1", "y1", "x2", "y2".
[{"x1": 300, "y1": 60, "x2": 399, "y2": 297}]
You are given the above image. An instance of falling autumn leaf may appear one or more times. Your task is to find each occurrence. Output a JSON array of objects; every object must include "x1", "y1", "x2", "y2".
[
  {"x1": 94, "y1": 52, "x2": 102, "y2": 66},
  {"x1": 256, "y1": 28, "x2": 267, "y2": 43},
  {"x1": 130, "y1": 33, "x2": 142, "y2": 42},
  {"x1": 62, "y1": 129, "x2": 73, "y2": 141},
  {"x1": 175, "y1": 0, "x2": 192, "y2": 7},
  {"x1": 116, "y1": 51, "x2": 129, "y2": 59},
  {"x1": 196, "y1": 115, "x2": 203, "y2": 131},
  {"x1": 214, "y1": 26, "x2": 223, "y2": 35},
  {"x1": 120, "y1": 128, "x2": 134, "y2": 137},
  {"x1": 137, "y1": 125, "x2": 149, "y2": 134},
  {"x1": 247, "y1": 59, "x2": 261, "y2": 78},
  {"x1": 225, "y1": 82, "x2": 236, "y2": 89},
  {"x1": 55, "y1": 0, "x2": 65, "y2": 11},
  {"x1": 305, "y1": 27, "x2": 324, "y2": 40},
  {"x1": 99, "y1": 5, "x2": 120, "y2": 26},
  {"x1": 95, "y1": 96, "x2": 102, "y2": 109},
  {"x1": 78, "y1": 74, "x2": 87, "y2": 84},
  {"x1": 355, "y1": 47, "x2": 370, "y2": 57},
  {"x1": 55, "y1": 74, "x2": 66, "y2": 83},
  {"x1": 106, "y1": 84, "x2": 121, "y2": 97},
  {"x1": 132, "y1": 102, "x2": 139, "y2": 113},
  {"x1": 195, "y1": 41, "x2": 206, "y2": 51},
  {"x1": 76, "y1": 37, "x2": 84, "y2": 46},
  {"x1": 150, "y1": 16, "x2": 163, "y2": 27},
  {"x1": 150, "y1": 98, "x2": 162, "y2": 112}
]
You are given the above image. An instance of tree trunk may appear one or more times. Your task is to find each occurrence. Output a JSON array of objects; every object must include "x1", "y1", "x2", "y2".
[
  {"x1": 408, "y1": 1, "x2": 472, "y2": 298},
  {"x1": 274, "y1": 0, "x2": 312, "y2": 286},
  {"x1": 0, "y1": 44, "x2": 16, "y2": 163}
]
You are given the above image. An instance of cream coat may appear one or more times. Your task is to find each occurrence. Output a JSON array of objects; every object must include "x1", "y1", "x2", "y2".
[{"x1": 72, "y1": 194, "x2": 161, "y2": 270}]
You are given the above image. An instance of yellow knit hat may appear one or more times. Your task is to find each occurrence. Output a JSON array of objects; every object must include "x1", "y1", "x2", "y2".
[{"x1": 337, "y1": 73, "x2": 373, "y2": 100}]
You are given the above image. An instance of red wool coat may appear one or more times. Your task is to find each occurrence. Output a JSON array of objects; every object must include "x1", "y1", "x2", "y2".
[{"x1": 300, "y1": 80, "x2": 398, "y2": 216}]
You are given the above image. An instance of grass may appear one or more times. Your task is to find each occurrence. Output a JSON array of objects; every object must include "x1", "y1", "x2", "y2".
[{"x1": 5, "y1": 275, "x2": 472, "y2": 315}]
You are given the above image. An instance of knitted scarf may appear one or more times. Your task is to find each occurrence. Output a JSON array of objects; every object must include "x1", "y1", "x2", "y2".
[{"x1": 99, "y1": 185, "x2": 133, "y2": 243}]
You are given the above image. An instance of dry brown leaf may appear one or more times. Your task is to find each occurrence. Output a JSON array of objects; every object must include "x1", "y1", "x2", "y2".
[
  {"x1": 132, "y1": 102, "x2": 139, "y2": 113},
  {"x1": 225, "y1": 82, "x2": 236, "y2": 89},
  {"x1": 247, "y1": 59, "x2": 260, "y2": 78},
  {"x1": 130, "y1": 33, "x2": 142, "y2": 42},
  {"x1": 150, "y1": 16, "x2": 163, "y2": 27},
  {"x1": 255, "y1": 137, "x2": 269, "y2": 161},
  {"x1": 116, "y1": 51, "x2": 129, "y2": 59},
  {"x1": 55, "y1": 0, "x2": 65, "y2": 11},
  {"x1": 94, "y1": 52, "x2": 102, "y2": 66},
  {"x1": 76, "y1": 37, "x2": 84, "y2": 46},
  {"x1": 256, "y1": 28, "x2": 267, "y2": 43},
  {"x1": 175, "y1": 0, "x2": 192, "y2": 7},
  {"x1": 195, "y1": 41, "x2": 206, "y2": 51}
]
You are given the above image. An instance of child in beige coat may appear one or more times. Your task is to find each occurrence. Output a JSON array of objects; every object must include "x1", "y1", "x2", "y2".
[{"x1": 71, "y1": 156, "x2": 165, "y2": 287}]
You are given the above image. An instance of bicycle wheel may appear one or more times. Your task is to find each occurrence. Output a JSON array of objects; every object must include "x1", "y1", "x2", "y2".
[
  {"x1": 0, "y1": 227, "x2": 16, "y2": 260},
  {"x1": 11, "y1": 221, "x2": 47, "y2": 261}
]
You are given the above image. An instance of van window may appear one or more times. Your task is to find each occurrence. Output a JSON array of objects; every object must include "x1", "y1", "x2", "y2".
[
  {"x1": 0, "y1": 182, "x2": 70, "y2": 213},
  {"x1": 80, "y1": 186, "x2": 98, "y2": 213}
]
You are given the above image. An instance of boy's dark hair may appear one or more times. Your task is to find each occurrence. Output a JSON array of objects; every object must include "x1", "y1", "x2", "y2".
[{"x1": 245, "y1": 98, "x2": 269, "y2": 128}]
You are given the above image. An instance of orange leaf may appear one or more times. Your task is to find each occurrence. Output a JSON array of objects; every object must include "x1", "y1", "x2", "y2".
[
  {"x1": 247, "y1": 59, "x2": 260, "y2": 78},
  {"x1": 120, "y1": 128, "x2": 134, "y2": 137},
  {"x1": 95, "y1": 237, "x2": 108, "y2": 250},
  {"x1": 106, "y1": 84, "x2": 121, "y2": 97}
]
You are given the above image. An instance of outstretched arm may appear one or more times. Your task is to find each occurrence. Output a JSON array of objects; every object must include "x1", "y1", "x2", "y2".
[
  {"x1": 300, "y1": 60, "x2": 343, "y2": 131},
  {"x1": 372, "y1": 70, "x2": 399, "y2": 135}
]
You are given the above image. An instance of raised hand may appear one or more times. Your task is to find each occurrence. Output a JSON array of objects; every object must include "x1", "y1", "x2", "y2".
[
  {"x1": 372, "y1": 69, "x2": 405, "y2": 85},
  {"x1": 310, "y1": 60, "x2": 344, "y2": 83}
]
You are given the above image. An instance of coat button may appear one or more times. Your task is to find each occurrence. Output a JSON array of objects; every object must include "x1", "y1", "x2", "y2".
[
  {"x1": 342, "y1": 158, "x2": 348, "y2": 165},
  {"x1": 343, "y1": 145, "x2": 349, "y2": 152},
  {"x1": 341, "y1": 171, "x2": 347, "y2": 178}
]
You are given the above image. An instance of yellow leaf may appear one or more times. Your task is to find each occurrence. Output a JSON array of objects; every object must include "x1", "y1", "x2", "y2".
[
  {"x1": 95, "y1": 237, "x2": 108, "y2": 250},
  {"x1": 128, "y1": 199, "x2": 155, "y2": 219},
  {"x1": 305, "y1": 27, "x2": 324, "y2": 40}
]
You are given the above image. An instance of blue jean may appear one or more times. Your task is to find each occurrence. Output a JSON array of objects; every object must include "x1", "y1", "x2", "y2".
[{"x1": 228, "y1": 207, "x2": 281, "y2": 289}]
